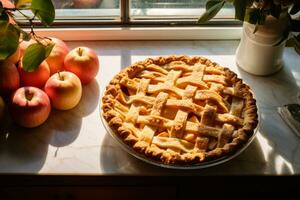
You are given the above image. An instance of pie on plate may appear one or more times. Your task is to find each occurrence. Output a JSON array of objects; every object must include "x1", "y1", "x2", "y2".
[{"x1": 102, "y1": 56, "x2": 258, "y2": 165}]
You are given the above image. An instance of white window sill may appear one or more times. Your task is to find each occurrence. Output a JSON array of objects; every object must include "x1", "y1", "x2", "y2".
[{"x1": 31, "y1": 26, "x2": 242, "y2": 41}]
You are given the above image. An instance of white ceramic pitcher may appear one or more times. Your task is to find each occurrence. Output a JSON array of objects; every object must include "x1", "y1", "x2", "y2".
[{"x1": 236, "y1": 12, "x2": 290, "y2": 76}]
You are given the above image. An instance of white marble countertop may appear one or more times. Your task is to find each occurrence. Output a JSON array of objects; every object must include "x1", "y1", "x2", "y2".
[{"x1": 0, "y1": 40, "x2": 299, "y2": 175}]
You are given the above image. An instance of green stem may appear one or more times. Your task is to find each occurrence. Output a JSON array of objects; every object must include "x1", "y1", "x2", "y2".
[
  {"x1": 16, "y1": 9, "x2": 31, "y2": 20},
  {"x1": 58, "y1": 72, "x2": 64, "y2": 81},
  {"x1": 78, "y1": 47, "x2": 83, "y2": 56}
]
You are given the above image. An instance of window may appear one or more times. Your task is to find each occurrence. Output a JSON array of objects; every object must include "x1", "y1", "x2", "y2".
[
  {"x1": 53, "y1": 0, "x2": 120, "y2": 24},
  {"x1": 130, "y1": 0, "x2": 235, "y2": 25},
  {"x1": 16, "y1": 0, "x2": 236, "y2": 27},
  {"x1": 14, "y1": 0, "x2": 240, "y2": 41}
]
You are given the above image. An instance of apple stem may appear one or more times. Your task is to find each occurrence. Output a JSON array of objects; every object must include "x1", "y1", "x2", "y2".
[
  {"x1": 58, "y1": 72, "x2": 64, "y2": 81},
  {"x1": 25, "y1": 89, "x2": 33, "y2": 101},
  {"x1": 78, "y1": 48, "x2": 83, "y2": 56}
]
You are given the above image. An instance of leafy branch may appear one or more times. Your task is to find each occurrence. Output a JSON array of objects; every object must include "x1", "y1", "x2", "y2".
[
  {"x1": 198, "y1": 0, "x2": 300, "y2": 55},
  {"x1": 0, "y1": 0, "x2": 55, "y2": 71}
]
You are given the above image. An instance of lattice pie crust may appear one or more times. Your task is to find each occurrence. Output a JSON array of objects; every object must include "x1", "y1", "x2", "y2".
[{"x1": 102, "y1": 56, "x2": 258, "y2": 164}]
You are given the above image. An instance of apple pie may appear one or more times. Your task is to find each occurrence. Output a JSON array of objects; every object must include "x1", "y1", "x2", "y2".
[{"x1": 102, "y1": 56, "x2": 258, "y2": 164}]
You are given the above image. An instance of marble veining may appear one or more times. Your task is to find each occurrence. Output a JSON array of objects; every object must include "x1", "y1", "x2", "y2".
[{"x1": 0, "y1": 40, "x2": 299, "y2": 175}]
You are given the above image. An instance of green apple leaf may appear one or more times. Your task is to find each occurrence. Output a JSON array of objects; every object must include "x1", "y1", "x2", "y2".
[
  {"x1": 45, "y1": 41, "x2": 55, "y2": 58},
  {"x1": 22, "y1": 41, "x2": 55, "y2": 72},
  {"x1": 15, "y1": 0, "x2": 32, "y2": 8},
  {"x1": 198, "y1": 0, "x2": 225, "y2": 23},
  {"x1": 30, "y1": 0, "x2": 55, "y2": 26},
  {"x1": 22, "y1": 43, "x2": 46, "y2": 72},
  {"x1": 0, "y1": 24, "x2": 20, "y2": 61}
]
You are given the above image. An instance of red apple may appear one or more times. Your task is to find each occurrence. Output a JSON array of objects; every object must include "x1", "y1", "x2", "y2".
[
  {"x1": 18, "y1": 60, "x2": 50, "y2": 88},
  {"x1": 20, "y1": 38, "x2": 69, "y2": 75},
  {"x1": 0, "y1": 96, "x2": 5, "y2": 121},
  {"x1": 73, "y1": 0, "x2": 101, "y2": 8},
  {"x1": 6, "y1": 45, "x2": 21, "y2": 64},
  {"x1": 10, "y1": 87, "x2": 51, "y2": 128},
  {"x1": 44, "y1": 37, "x2": 69, "y2": 75},
  {"x1": 64, "y1": 47, "x2": 99, "y2": 85},
  {"x1": 0, "y1": 60, "x2": 20, "y2": 96},
  {"x1": 44, "y1": 71, "x2": 82, "y2": 110}
]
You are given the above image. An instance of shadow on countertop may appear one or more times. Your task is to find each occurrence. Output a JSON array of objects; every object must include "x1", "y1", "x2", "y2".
[
  {"x1": 48, "y1": 79, "x2": 100, "y2": 148},
  {"x1": 0, "y1": 79, "x2": 100, "y2": 173},
  {"x1": 237, "y1": 56, "x2": 300, "y2": 173},
  {"x1": 75, "y1": 79, "x2": 100, "y2": 118},
  {"x1": 99, "y1": 131, "x2": 268, "y2": 175}
]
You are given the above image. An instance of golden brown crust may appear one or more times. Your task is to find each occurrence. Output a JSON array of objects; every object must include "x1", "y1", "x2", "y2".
[{"x1": 102, "y1": 55, "x2": 258, "y2": 165}]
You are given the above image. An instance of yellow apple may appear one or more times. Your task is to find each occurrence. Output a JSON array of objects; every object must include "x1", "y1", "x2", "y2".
[{"x1": 44, "y1": 71, "x2": 82, "y2": 110}]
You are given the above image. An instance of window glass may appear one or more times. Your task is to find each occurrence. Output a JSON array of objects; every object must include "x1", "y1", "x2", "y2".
[
  {"x1": 14, "y1": 0, "x2": 235, "y2": 24},
  {"x1": 130, "y1": 0, "x2": 234, "y2": 20},
  {"x1": 53, "y1": 0, "x2": 120, "y2": 20}
]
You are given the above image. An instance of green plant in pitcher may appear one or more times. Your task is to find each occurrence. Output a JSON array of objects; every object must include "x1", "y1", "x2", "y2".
[{"x1": 198, "y1": 0, "x2": 300, "y2": 54}]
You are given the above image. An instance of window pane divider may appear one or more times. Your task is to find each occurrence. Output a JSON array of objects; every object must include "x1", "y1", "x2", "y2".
[{"x1": 121, "y1": 0, "x2": 130, "y2": 25}]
